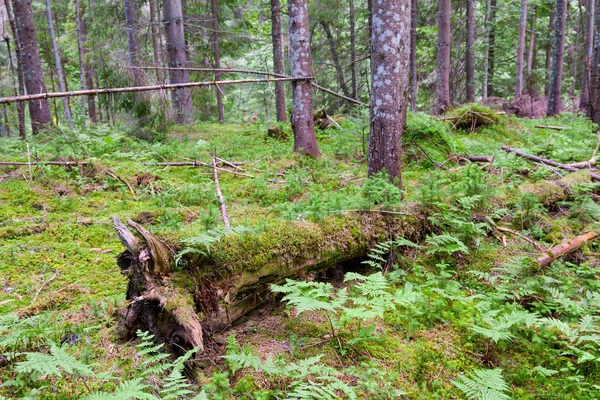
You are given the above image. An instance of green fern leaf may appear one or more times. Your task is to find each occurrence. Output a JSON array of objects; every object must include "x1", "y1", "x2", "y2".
[{"x1": 453, "y1": 368, "x2": 511, "y2": 400}]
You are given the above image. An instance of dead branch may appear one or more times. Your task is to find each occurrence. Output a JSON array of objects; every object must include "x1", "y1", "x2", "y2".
[
  {"x1": 536, "y1": 231, "x2": 598, "y2": 268},
  {"x1": 457, "y1": 155, "x2": 494, "y2": 163},
  {"x1": 496, "y1": 227, "x2": 545, "y2": 251},
  {"x1": 534, "y1": 125, "x2": 567, "y2": 131},
  {"x1": 0, "y1": 161, "x2": 88, "y2": 166},
  {"x1": 144, "y1": 161, "x2": 254, "y2": 178},
  {"x1": 565, "y1": 157, "x2": 597, "y2": 169},
  {"x1": 213, "y1": 157, "x2": 231, "y2": 229},
  {"x1": 32, "y1": 271, "x2": 59, "y2": 303},
  {"x1": 501, "y1": 145, "x2": 600, "y2": 181},
  {"x1": 105, "y1": 170, "x2": 136, "y2": 198}
]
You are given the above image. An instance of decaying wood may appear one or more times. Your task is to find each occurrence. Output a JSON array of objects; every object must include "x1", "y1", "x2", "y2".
[
  {"x1": 536, "y1": 231, "x2": 598, "y2": 268},
  {"x1": 502, "y1": 145, "x2": 600, "y2": 181},
  {"x1": 212, "y1": 158, "x2": 231, "y2": 229},
  {"x1": 457, "y1": 154, "x2": 494, "y2": 163},
  {"x1": 496, "y1": 226, "x2": 545, "y2": 251},
  {"x1": 534, "y1": 125, "x2": 567, "y2": 130},
  {"x1": 565, "y1": 157, "x2": 597, "y2": 168}
]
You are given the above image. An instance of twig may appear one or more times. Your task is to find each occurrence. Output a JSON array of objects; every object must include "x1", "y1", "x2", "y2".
[
  {"x1": 32, "y1": 271, "x2": 59, "y2": 303},
  {"x1": 496, "y1": 227, "x2": 545, "y2": 251},
  {"x1": 213, "y1": 157, "x2": 231, "y2": 229},
  {"x1": 145, "y1": 161, "x2": 254, "y2": 178},
  {"x1": 0, "y1": 161, "x2": 88, "y2": 166},
  {"x1": 534, "y1": 125, "x2": 567, "y2": 130},
  {"x1": 105, "y1": 170, "x2": 136, "y2": 198},
  {"x1": 26, "y1": 142, "x2": 33, "y2": 182}
]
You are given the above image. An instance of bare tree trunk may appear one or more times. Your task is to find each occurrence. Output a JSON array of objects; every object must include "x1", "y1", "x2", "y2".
[
  {"x1": 592, "y1": 6, "x2": 600, "y2": 122},
  {"x1": 547, "y1": 0, "x2": 568, "y2": 116},
  {"x1": 74, "y1": 0, "x2": 96, "y2": 122},
  {"x1": 488, "y1": 0, "x2": 497, "y2": 96},
  {"x1": 581, "y1": 0, "x2": 595, "y2": 112},
  {"x1": 368, "y1": 0, "x2": 410, "y2": 187},
  {"x1": 410, "y1": 0, "x2": 418, "y2": 110},
  {"x1": 11, "y1": 0, "x2": 52, "y2": 134},
  {"x1": 321, "y1": 20, "x2": 351, "y2": 100},
  {"x1": 45, "y1": 0, "x2": 72, "y2": 129},
  {"x1": 124, "y1": 0, "x2": 145, "y2": 88},
  {"x1": 437, "y1": 0, "x2": 451, "y2": 113},
  {"x1": 164, "y1": 0, "x2": 194, "y2": 124},
  {"x1": 515, "y1": 0, "x2": 528, "y2": 101},
  {"x1": 210, "y1": 0, "x2": 224, "y2": 123},
  {"x1": 465, "y1": 0, "x2": 475, "y2": 102},
  {"x1": 3, "y1": 0, "x2": 26, "y2": 139},
  {"x1": 270, "y1": 0, "x2": 287, "y2": 121},
  {"x1": 526, "y1": 5, "x2": 537, "y2": 93},
  {"x1": 482, "y1": 0, "x2": 491, "y2": 98},
  {"x1": 149, "y1": 0, "x2": 169, "y2": 113},
  {"x1": 288, "y1": 0, "x2": 320, "y2": 157},
  {"x1": 545, "y1": 10, "x2": 555, "y2": 95},
  {"x1": 349, "y1": 0, "x2": 358, "y2": 100}
]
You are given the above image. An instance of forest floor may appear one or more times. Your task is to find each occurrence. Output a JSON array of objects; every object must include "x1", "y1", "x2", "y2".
[{"x1": 1, "y1": 109, "x2": 600, "y2": 399}]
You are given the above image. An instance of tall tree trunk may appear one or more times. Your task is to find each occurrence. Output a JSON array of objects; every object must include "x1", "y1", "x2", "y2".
[
  {"x1": 545, "y1": 10, "x2": 555, "y2": 95},
  {"x1": 149, "y1": 0, "x2": 169, "y2": 113},
  {"x1": 349, "y1": 0, "x2": 358, "y2": 100},
  {"x1": 321, "y1": 20, "x2": 351, "y2": 99},
  {"x1": 482, "y1": 0, "x2": 491, "y2": 98},
  {"x1": 124, "y1": 0, "x2": 145, "y2": 88},
  {"x1": 210, "y1": 0, "x2": 224, "y2": 123},
  {"x1": 3, "y1": 0, "x2": 26, "y2": 139},
  {"x1": 368, "y1": 0, "x2": 410, "y2": 187},
  {"x1": 75, "y1": 0, "x2": 96, "y2": 122},
  {"x1": 488, "y1": 0, "x2": 497, "y2": 96},
  {"x1": 581, "y1": 0, "x2": 595, "y2": 112},
  {"x1": 592, "y1": 6, "x2": 600, "y2": 122},
  {"x1": 45, "y1": 0, "x2": 72, "y2": 129},
  {"x1": 164, "y1": 0, "x2": 194, "y2": 124},
  {"x1": 288, "y1": 0, "x2": 320, "y2": 157},
  {"x1": 515, "y1": 0, "x2": 529, "y2": 101},
  {"x1": 547, "y1": 0, "x2": 568, "y2": 116},
  {"x1": 437, "y1": 0, "x2": 451, "y2": 113},
  {"x1": 270, "y1": 0, "x2": 287, "y2": 122},
  {"x1": 465, "y1": 0, "x2": 475, "y2": 102},
  {"x1": 410, "y1": 0, "x2": 418, "y2": 110},
  {"x1": 526, "y1": 5, "x2": 537, "y2": 93},
  {"x1": 11, "y1": 0, "x2": 52, "y2": 134}
]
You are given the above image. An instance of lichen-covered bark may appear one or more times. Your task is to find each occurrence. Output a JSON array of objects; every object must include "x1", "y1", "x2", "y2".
[
  {"x1": 11, "y1": 0, "x2": 52, "y2": 134},
  {"x1": 410, "y1": 0, "x2": 418, "y2": 110},
  {"x1": 515, "y1": 0, "x2": 528, "y2": 101},
  {"x1": 288, "y1": 0, "x2": 320, "y2": 157},
  {"x1": 547, "y1": 0, "x2": 567, "y2": 116},
  {"x1": 270, "y1": 0, "x2": 287, "y2": 122},
  {"x1": 436, "y1": 0, "x2": 451, "y2": 114},
  {"x1": 164, "y1": 0, "x2": 194, "y2": 124},
  {"x1": 368, "y1": 0, "x2": 410, "y2": 187}
]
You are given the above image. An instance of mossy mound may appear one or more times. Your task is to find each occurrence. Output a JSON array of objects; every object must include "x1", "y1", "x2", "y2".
[{"x1": 447, "y1": 104, "x2": 503, "y2": 132}]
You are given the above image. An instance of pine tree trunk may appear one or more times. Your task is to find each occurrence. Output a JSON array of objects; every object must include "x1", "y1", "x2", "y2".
[
  {"x1": 349, "y1": 0, "x2": 358, "y2": 100},
  {"x1": 75, "y1": 0, "x2": 96, "y2": 122},
  {"x1": 592, "y1": 6, "x2": 600, "y2": 122},
  {"x1": 515, "y1": 0, "x2": 529, "y2": 101},
  {"x1": 581, "y1": 0, "x2": 595, "y2": 112},
  {"x1": 526, "y1": 5, "x2": 537, "y2": 93},
  {"x1": 410, "y1": 0, "x2": 418, "y2": 110},
  {"x1": 124, "y1": 0, "x2": 145, "y2": 88},
  {"x1": 437, "y1": 0, "x2": 451, "y2": 114},
  {"x1": 288, "y1": 0, "x2": 320, "y2": 157},
  {"x1": 368, "y1": 0, "x2": 410, "y2": 187},
  {"x1": 321, "y1": 21, "x2": 351, "y2": 100},
  {"x1": 482, "y1": 0, "x2": 491, "y2": 98},
  {"x1": 164, "y1": 0, "x2": 194, "y2": 124},
  {"x1": 488, "y1": 0, "x2": 497, "y2": 96},
  {"x1": 149, "y1": 0, "x2": 169, "y2": 113},
  {"x1": 465, "y1": 0, "x2": 475, "y2": 102},
  {"x1": 545, "y1": 10, "x2": 555, "y2": 95},
  {"x1": 3, "y1": 0, "x2": 26, "y2": 139},
  {"x1": 210, "y1": 0, "x2": 224, "y2": 124},
  {"x1": 45, "y1": 0, "x2": 72, "y2": 129},
  {"x1": 270, "y1": 0, "x2": 287, "y2": 122},
  {"x1": 11, "y1": 0, "x2": 52, "y2": 134},
  {"x1": 547, "y1": 0, "x2": 568, "y2": 116}
]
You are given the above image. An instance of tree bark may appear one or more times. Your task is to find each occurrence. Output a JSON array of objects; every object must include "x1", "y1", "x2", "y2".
[
  {"x1": 466, "y1": 0, "x2": 475, "y2": 102},
  {"x1": 437, "y1": 0, "x2": 451, "y2": 114},
  {"x1": 482, "y1": 0, "x2": 491, "y2": 99},
  {"x1": 11, "y1": 0, "x2": 52, "y2": 134},
  {"x1": 515, "y1": 0, "x2": 529, "y2": 101},
  {"x1": 270, "y1": 0, "x2": 287, "y2": 122},
  {"x1": 164, "y1": 0, "x2": 194, "y2": 124},
  {"x1": 75, "y1": 0, "x2": 96, "y2": 122},
  {"x1": 545, "y1": 10, "x2": 555, "y2": 95},
  {"x1": 547, "y1": 0, "x2": 568, "y2": 116},
  {"x1": 45, "y1": 0, "x2": 72, "y2": 129},
  {"x1": 368, "y1": 0, "x2": 410, "y2": 187},
  {"x1": 581, "y1": 0, "x2": 595, "y2": 112},
  {"x1": 210, "y1": 0, "x2": 225, "y2": 124},
  {"x1": 591, "y1": 4, "x2": 600, "y2": 121},
  {"x1": 124, "y1": 0, "x2": 145, "y2": 88},
  {"x1": 349, "y1": 0, "x2": 358, "y2": 100},
  {"x1": 321, "y1": 20, "x2": 351, "y2": 99},
  {"x1": 526, "y1": 5, "x2": 537, "y2": 93},
  {"x1": 288, "y1": 0, "x2": 320, "y2": 157},
  {"x1": 3, "y1": 0, "x2": 26, "y2": 139},
  {"x1": 488, "y1": 0, "x2": 497, "y2": 96},
  {"x1": 410, "y1": 0, "x2": 418, "y2": 110}
]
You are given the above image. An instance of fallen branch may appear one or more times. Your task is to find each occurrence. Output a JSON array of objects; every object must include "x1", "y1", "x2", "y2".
[
  {"x1": 144, "y1": 161, "x2": 254, "y2": 178},
  {"x1": 105, "y1": 170, "x2": 136, "y2": 198},
  {"x1": 496, "y1": 227, "x2": 545, "y2": 251},
  {"x1": 457, "y1": 155, "x2": 494, "y2": 163},
  {"x1": 534, "y1": 125, "x2": 567, "y2": 131},
  {"x1": 536, "y1": 231, "x2": 598, "y2": 268},
  {"x1": 213, "y1": 157, "x2": 231, "y2": 229},
  {"x1": 565, "y1": 157, "x2": 597, "y2": 169},
  {"x1": 32, "y1": 271, "x2": 59, "y2": 303},
  {"x1": 501, "y1": 146, "x2": 600, "y2": 181},
  {"x1": 0, "y1": 161, "x2": 88, "y2": 166}
]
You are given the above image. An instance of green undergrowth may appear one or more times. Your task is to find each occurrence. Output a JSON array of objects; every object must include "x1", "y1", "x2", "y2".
[{"x1": 0, "y1": 112, "x2": 599, "y2": 399}]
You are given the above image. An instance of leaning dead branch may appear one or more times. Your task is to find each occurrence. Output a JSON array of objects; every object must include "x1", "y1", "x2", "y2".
[
  {"x1": 536, "y1": 231, "x2": 598, "y2": 268},
  {"x1": 32, "y1": 271, "x2": 59, "y2": 303},
  {"x1": 213, "y1": 157, "x2": 231, "y2": 229}
]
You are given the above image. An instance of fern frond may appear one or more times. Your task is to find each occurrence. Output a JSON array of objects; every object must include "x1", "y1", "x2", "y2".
[
  {"x1": 15, "y1": 343, "x2": 95, "y2": 378},
  {"x1": 81, "y1": 378, "x2": 153, "y2": 400},
  {"x1": 453, "y1": 368, "x2": 511, "y2": 400}
]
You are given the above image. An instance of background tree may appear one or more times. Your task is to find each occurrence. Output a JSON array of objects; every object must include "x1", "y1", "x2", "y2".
[
  {"x1": 515, "y1": 0, "x2": 528, "y2": 101},
  {"x1": 547, "y1": 0, "x2": 568, "y2": 116},
  {"x1": 437, "y1": 0, "x2": 451, "y2": 113},
  {"x1": 270, "y1": 0, "x2": 287, "y2": 122},
  {"x1": 465, "y1": 0, "x2": 475, "y2": 102},
  {"x1": 210, "y1": 0, "x2": 224, "y2": 123}
]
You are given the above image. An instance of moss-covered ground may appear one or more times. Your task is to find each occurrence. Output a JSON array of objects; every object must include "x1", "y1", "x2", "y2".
[{"x1": 1, "y1": 110, "x2": 599, "y2": 399}]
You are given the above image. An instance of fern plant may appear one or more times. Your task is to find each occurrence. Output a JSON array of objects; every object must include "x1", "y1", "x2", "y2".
[{"x1": 453, "y1": 368, "x2": 511, "y2": 400}]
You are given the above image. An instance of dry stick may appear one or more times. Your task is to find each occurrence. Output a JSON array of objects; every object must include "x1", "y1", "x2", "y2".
[
  {"x1": 32, "y1": 271, "x2": 59, "y2": 303},
  {"x1": 536, "y1": 231, "x2": 598, "y2": 268},
  {"x1": 501, "y1": 145, "x2": 600, "y2": 181},
  {"x1": 534, "y1": 125, "x2": 567, "y2": 130},
  {"x1": 212, "y1": 157, "x2": 231, "y2": 229},
  {"x1": 105, "y1": 170, "x2": 136, "y2": 198},
  {"x1": 496, "y1": 226, "x2": 545, "y2": 251},
  {"x1": 456, "y1": 154, "x2": 494, "y2": 163},
  {"x1": 0, "y1": 161, "x2": 89, "y2": 166},
  {"x1": 26, "y1": 142, "x2": 33, "y2": 182},
  {"x1": 144, "y1": 161, "x2": 254, "y2": 178},
  {"x1": 0, "y1": 77, "x2": 300, "y2": 104}
]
